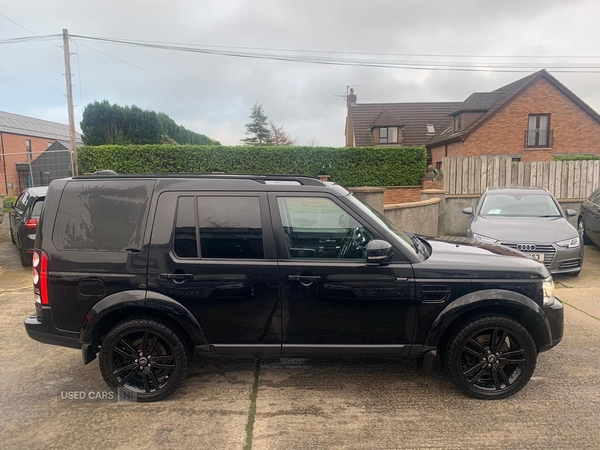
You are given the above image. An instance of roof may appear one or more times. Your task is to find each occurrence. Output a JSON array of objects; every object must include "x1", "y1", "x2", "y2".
[
  {"x1": 427, "y1": 70, "x2": 600, "y2": 147},
  {"x1": 0, "y1": 111, "x2": 82, "y2": 142},
  {"x1": 486, "y1": 186, "x2": 548, "y2": 192},
  {"x1": 49, "y1": 139, "x2": 81, "y2": 151},
  {"x1": 370, "y1": 110, "x2": 404, "y2": 128},
  {"x1": 349, "y1": 102, "x2": 462, "y2": 147},
  {"x1": 74, "y1": 173, "x2": 327, "y2": 186}
]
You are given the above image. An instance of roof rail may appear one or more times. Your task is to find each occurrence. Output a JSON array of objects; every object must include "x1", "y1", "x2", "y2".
[{"x1": 73, "y1": 173, "x2": 326, "y2": 186}]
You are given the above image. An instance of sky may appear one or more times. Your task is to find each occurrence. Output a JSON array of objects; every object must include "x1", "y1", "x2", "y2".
[{"x1": 1, "y1": 0, "x2": 599, "y2": 146}]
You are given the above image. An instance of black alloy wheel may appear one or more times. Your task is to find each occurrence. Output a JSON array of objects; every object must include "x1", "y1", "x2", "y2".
[
  {"x1": 444, "y1": 315, "x2": 537, "y2": 399},
  {"x1": 99, "y1": 318, "x2": 188, "y2": 402}
]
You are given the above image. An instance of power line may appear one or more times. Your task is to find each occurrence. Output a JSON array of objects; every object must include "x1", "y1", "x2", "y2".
[
  {"x1": 0, "y1": 34, "x2": 61, "y2": 45},
  {"x1": 67, "y1": 35, "x2": 600, "y2": 73},
  {"x1": 0, "y1": 14, "x2": 61, "y2": 49},
  {"x1": 74, "y1": 40, "x2": 343, "y2": 127}
]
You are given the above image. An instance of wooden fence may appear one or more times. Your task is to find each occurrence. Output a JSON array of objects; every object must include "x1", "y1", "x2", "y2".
[{"x1": 442, "y1": 156, "x2": 600, "y2": 198}]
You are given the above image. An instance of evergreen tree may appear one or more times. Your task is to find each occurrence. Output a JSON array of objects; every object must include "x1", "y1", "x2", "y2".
[{"x1": 241, "y1": 103, "x2": 272, "y2": 145}]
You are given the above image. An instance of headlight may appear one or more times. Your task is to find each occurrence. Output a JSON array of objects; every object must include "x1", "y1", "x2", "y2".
[
  {"x1": 556, "y1": 237, "x2": 580, "y2": 248},
  {"x1": 542, "y1": 276, "x2": 555, "y2": 307},
  {"x1": 473, "y1": 233, "x2": 498, "y2": 243}
]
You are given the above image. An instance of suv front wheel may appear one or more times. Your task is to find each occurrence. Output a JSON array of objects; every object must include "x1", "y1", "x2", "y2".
[
  {"x1": 443, "y1": 315, "x2": 537, "y2": 399},
  {"x1": 99, "y1": 318, "x2": 189, "y2": 402}
]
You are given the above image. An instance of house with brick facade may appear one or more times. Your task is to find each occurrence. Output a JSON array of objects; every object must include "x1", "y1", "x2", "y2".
[
  {"x1": 0, "y1": 111, "x2": 82, "y2": 196},
  {"x1": 345, "y1": 70, "x2": 600, "y2": 169}
]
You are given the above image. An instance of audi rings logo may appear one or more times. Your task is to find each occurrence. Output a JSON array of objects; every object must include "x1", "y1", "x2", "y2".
[{"x1": 517, "y1": 244, "x2": 537, "y2": 251}]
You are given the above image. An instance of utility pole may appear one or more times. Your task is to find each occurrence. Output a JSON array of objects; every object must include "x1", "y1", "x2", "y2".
[{"x1": 62, "y1": 29, "x2": 78, "y2": 175}]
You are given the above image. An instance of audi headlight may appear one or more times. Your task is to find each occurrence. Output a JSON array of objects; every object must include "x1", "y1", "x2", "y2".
[
  {"x1": 473, "y1": 233, "x2": 498, "y2": 244},
  {"x1": 542, "y1": 276, "x2": 555, "y2": 307},
  {"x1": 556, "y1": 237, "x2": 580, "y2": 248}
]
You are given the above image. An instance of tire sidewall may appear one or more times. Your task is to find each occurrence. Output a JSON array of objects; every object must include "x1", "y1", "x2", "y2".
[
  {"x1": 446, "y1": 315, "x2": 537, "y2": 399},
  {"x1": 99, "y1": 318, "x2": 188, "y2": 402}
]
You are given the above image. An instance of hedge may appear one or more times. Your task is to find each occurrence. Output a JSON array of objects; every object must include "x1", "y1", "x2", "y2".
[
  {"x1": 78, "y1": 145, "x2": 427, "y2": 187},
  {"x1": 554, "y1": 155, "x2": 600, "y2": 161}
]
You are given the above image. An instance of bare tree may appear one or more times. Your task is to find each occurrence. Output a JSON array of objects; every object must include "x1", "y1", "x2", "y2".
[
  {"x1": 269, "y1": 122, "x2": 297, "y2": 146},
  {"x1": 305, "y1": 136, "x2": 318, "y2": 147}
]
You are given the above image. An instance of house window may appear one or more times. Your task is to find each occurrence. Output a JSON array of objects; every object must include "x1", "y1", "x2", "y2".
[
  {"x1": 379, "y1": 127, "x2": 398, "y2": 144},
  {"x1": 26, "y1": 140, "x2": 32, "y2": 160},
  {"x1": 511, "y1": 156, "x2": 522, "y2": 162},
  {"x1": 453, "y1": 115, "x2": 461, "y2": 132},
  {"x1": 526, "y1": 114, "x2": 551, "y2": 148},
  {"x1": 435, "y1": 162, "x2": 442, "y2": 170},
  {"x1": 427, "y1": 124, "x2": 435, "y2": 134}
]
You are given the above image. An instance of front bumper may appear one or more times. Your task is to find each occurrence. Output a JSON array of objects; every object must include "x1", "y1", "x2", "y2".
[
  {"x1": 549, "y1": 246, "x2": 583, "y2": 274},
  {"x1": 539, "y1": 298, "x2": 564, "y2": 352}
]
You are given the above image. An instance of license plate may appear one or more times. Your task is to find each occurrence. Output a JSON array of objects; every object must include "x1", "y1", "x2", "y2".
[{"x1": 527, "y1": 253, "x2": 545, "y2": 262}]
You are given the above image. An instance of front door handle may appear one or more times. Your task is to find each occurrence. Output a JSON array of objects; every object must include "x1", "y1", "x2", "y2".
[{"x1": 159, "y1": 273, "x2": 194, "y2": 284}]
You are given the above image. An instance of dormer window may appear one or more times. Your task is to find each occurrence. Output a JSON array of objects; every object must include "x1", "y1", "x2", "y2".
[
  {"x1": 453, "y1": 115, "x2": 462, "y2": 132},
  {"x1": 426, "y1": 124, "x2": 435, "y2": 134},
  {"x1": 379, "y1": 127, "x2": 398, "y2": 144}
]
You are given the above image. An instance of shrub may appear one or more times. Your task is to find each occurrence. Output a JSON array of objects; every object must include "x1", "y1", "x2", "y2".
[
  {"x1": 554, "y1": 155, "x2": 600, "y2": 161},
  {"x1": 78, "y1": 145, "x2": 427, "y2": 187}
]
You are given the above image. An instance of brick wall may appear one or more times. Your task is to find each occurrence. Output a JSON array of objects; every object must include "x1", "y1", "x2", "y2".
[
  {"x1": 429, "y1": 77, "x2": 600, "y2": 165},
  {"x1": 383, "y1": 186, "x2": 422, "y2": 204},
  {"x1": 0, "y1": 133, "x2": 56, "y2": 196},
  {"x1": 422, "y1": 178, "x2": 442, "y2": 190}
]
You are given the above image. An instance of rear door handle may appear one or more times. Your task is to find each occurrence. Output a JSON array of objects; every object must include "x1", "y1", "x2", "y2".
[
  {"x1": 159, "y1": 273, "x2": 194, "y2": 284},
  {"x1": 289, "y1": 275, "x2": 321, "y2": 282}
]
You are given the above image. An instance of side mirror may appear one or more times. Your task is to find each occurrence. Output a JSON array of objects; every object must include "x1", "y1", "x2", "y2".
[
  {"x1": 338, "y1": 213, "x2": 349, "y2": 228},
  {"x1": 365, "y1": 240, "x2": 393, "y2": 264},
  {"x1": 4, "y1": 202, "x2": 13, "y2": 209},
  {"x1": 462, "y1": 207, "x2": 473, "y2": 215},
  {"x1": 565, "y1": 208, "x2": 576, "y2": 217}
]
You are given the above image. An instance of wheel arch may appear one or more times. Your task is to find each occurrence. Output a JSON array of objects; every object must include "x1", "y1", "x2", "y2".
[
  {"x1": 80, "y1": 290, "x2": 208, "y2": 360},
  {"x1": 424, "y1": 290, "x2": 551, "y2": 352}
]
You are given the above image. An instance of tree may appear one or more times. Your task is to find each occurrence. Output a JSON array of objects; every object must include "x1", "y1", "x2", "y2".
[
  {"x1": 305, "y1": 137, "x2": 318, "y2": 147},
  {"x1": 269, "y1": 122, "x2": 297, "y2": 146},
  {"x1": 81, "y1": 100, "x2": 220, "y2": 146},
  {"x1": 241, "y1": 103, "x2": 272, "y2": 145}
]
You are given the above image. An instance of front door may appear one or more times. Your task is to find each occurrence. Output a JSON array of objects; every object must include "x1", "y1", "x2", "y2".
[
  {"x1": 147, "y1": 192, "x2": 281, "y2": 354},
  {"x1": 269, "y1": 193, "x2": 417, "y2": 355}
]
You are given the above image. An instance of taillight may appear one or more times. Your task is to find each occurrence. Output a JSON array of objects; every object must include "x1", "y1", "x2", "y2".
[
  {"x1": 32, "y1": 250, "x2": 49, "y2": 305},
  {"x1": 25, "y1": 218, "x2": 39, "y2": 229}
]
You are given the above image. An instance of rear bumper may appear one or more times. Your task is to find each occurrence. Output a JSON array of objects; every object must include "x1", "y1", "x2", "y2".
[
  {"x1": 539, "y1": 298, "x2": 564, "y2": 352},
  {"x1": 24, "y1": 308, "x2": 80, "y2": 350}
]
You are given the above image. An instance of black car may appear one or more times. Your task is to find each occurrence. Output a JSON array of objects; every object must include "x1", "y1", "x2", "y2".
[
  {"x1": 25, "y1": 174, "x2": 563, "y2": 402},
  {"x1": 578, "y1": 188, "x2": 600, "y2": 247},
  {"x1": 8, "y1": 186, "x2": 47, "y2": 266}
]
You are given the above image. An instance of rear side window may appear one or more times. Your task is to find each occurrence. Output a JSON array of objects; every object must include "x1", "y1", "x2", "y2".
[
  {"x1": 31, "y1": 199, "x2": 44, "y2": 218},
  {"x1": 52, "y1": 180, "x2": 154, "y2": 251},
  {"x1": 174, "y1": 197, "x2": 198, "y2": 258},
  {"x1": 197, "y1": 197, "x2": 263, "y2": 259}
]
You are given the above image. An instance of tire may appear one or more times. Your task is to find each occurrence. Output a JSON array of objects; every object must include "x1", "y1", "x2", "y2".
[
  {"x1": 20, "y1": 248, "x2": 32, "y2": 267},
  {"x1": 442, "y1": 315, "x2": 537, "y2": 399},
  {"x1": 99, "y1": 318, "x2": 189, "y2": 402},
  {"x1": 579, "y1": 217, "x2": 592, "y2": 245}
]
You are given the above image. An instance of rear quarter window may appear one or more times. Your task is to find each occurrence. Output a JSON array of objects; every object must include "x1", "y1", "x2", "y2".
[{"x1": 52, "y1": 180, "x2": 155, "y2": 251}]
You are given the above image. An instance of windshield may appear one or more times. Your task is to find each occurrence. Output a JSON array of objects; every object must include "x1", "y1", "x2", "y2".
[
  {"x1": 479, "y1": 193, "x2": 562, "y2": 217},
  {"x1": 347, "y1": 194, "x2": 418, "y2": 253}
]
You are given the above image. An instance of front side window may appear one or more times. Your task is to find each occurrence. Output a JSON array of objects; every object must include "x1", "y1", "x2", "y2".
[
  {"x1": 378, "y1": 127, "x2": 398, "y2": 144},
  {"x1": 527, "y1": 114, "x2": 551, "y2": 147},
  {"x1": 277, "y1": 197, "x2": 373, "y2": 259}
]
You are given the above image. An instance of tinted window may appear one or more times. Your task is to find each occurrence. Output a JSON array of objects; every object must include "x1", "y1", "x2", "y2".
[
  {"x1": 277, "y1": 197, "x2": 373, "y2": 259},
  {"x1": 31, "y1": 199, "x2": 44, "y2": 218},
  {"x1": 197, "y1": 197, "x2": 263, "y2": 259},
  {"x1": 15, "y1": 192, "x2": 27, "y2": 210},
  {"x1": 173, "y1": 197, "x2": 198, "y2": 258},
  {"x1": 53, "y1": 180, "x2": 154, "y2": 251},
  {"x1": 590, "y1": 190, "x2": 600, "y2": 204}
]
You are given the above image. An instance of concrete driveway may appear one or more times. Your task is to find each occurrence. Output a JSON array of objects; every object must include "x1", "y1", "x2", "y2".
[{"x1": 1, "y1": 217, "x2": 599, "y2": 449}]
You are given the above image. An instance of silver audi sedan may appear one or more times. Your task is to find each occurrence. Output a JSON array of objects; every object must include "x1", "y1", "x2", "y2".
[{"x1": 464, "y1": 187, "x2": 583, "y2": 276}]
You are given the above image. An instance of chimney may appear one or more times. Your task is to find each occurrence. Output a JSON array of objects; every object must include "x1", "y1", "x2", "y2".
[{"x1": 347, "y1": 87, "x2": 357, "y2": 106}]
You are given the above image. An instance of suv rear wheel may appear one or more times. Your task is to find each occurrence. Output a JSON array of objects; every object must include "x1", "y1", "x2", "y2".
[
  {"x1": 99, "y1": 318, "x2": 188, "y2": 402},
  {"x1": 443, "y1": 315, "x2": 537, "y2": 399}
]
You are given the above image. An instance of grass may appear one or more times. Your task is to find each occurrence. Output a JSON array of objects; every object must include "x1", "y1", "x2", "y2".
[{"x1": 3, "y1": 197, "x2": 16, "y2": 213}]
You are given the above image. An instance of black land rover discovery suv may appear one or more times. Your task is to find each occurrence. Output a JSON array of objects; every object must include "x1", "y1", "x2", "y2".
[{"x1": 25, "y1": 174, "x2": 563, "y2": 401}]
